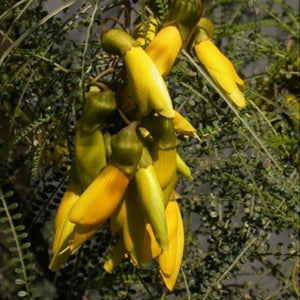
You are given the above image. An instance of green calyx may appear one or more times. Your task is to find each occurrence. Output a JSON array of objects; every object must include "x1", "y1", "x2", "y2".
[
  {"x1": 190, "y1": 17, "x2": 214, "y2": 47},
  {"x1": 198, "y1": 17, "x2": 214, "y2": 38},
  {"x1": 142, "y1": 115, "x2": 178, "y2": 150},
  {"x1": 110, "y1": 122, "x2": 143, "y2": 177},
  {"x1": 78, "y1": 88, "x2": 116, "y2": 133},
  {"x1": 164, "y1": 0, "x2": 204, "y2": 46},
  {"x1": 101, "y1": 28, "x2": 140, "y2": 56}
]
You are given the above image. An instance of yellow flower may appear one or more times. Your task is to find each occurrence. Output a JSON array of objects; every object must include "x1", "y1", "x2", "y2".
[
  {"x1": 69, "y1": 165, "x2": 129, "y2": 226},
  {"x1": 101, "y1": 29, "x2": 174, "y2": 118},
  {"x1": 194, "y1": 39, "x2": 246, "y2": 109},
  {"x1": 124, "y1": 45, "x2": 174, "y2": 118},
  {"x1": 158, "y1": 200, "x2": 184, "y2": 291}
]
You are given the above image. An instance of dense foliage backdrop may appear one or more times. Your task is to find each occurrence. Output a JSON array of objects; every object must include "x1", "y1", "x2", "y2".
[{"x1": 0, "y1": 0, "x2": 299, "y2": 299}]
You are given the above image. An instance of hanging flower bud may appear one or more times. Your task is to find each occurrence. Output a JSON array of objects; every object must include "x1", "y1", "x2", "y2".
[
  {"x1": 74, "y1": 86, "x2": 116, "y2": 188},
  {"x1": 192, "y1": 18, "x2": 246, "y2": 109},
  {"x1": 101, "y1": 28, "x2": 174, "y2": 118},
  {"x1": 158, "y1": 200, "x2": 184, "y2": 291}
]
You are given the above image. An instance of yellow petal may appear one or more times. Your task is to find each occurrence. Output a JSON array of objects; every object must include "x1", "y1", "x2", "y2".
[
  {"x1": 68, "y1": 224, "x2": 99, "y2": 253},
  {"x1": 227, "y1": 88, "x2": 246, "y2": 110},
  {"x1": 173, "y1": 110, "x2": 197, "y2": 135},
  {"x1": 49, "y1": 218, "x2": 75, "y2": 272},
  {"x1": 146, "y1": 25, "x2": 183, "y2": 77},
  {"x1": 165, "y1": 201, "x2": 180, "y2": 244},
  {"x1": 69, "y1": 165, "x2": 129, "y2": 226},
  {"x1": 54, "y1": 169, "x2": 81, "y2": 232},
  {"x1": 49, "y1": 244, "x2": 72, "y2": 272}
]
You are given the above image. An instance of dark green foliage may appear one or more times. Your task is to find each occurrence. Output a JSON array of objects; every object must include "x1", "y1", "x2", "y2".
[{"x1": 0, "y1": 0, "x2": 299, "y2": 299}]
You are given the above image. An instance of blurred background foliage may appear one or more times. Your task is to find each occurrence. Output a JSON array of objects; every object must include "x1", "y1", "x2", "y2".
[{"x1": 0, "y1": 0, "x2": 299, "y2": 299}]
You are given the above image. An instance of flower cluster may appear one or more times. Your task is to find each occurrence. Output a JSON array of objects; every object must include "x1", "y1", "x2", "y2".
[{"x1": 49, "y1": 0, "x2": 247, "y2": 291}]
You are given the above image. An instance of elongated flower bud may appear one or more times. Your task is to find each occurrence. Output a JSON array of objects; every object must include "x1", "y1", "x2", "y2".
[
  {"x1": 158, "y1": 200, "x2": 184, "y2": 291},
  {"x1": 141, "y1": 116, "x2": 178, "y2": 189},
  {"x1": 192, "y1": 21, "x2": 246, "y2": 110}
]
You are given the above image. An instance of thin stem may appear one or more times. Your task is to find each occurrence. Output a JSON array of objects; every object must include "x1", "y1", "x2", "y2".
[
  {"x1": 80, "y1": 0, "x2": 101, "y2": 102},
  {"x1": 181, "y1": 267, "x2": 192, "y2": 300}
]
